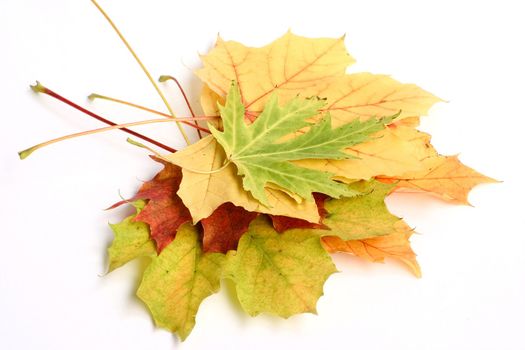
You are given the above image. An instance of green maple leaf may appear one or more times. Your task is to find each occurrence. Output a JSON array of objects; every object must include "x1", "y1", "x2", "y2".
[
  {"x1": 210, "y1": 82, "x2": 396, "y2": 206},
  {"x1": 107, "y1": 200, "x2": 155, "y2": 271},
  {"x1": 225, "y1": 216, "x2": 336, "y2": 317},
  {"x1": 137, "y1": 223, "x2": 225, "y2": 341}
]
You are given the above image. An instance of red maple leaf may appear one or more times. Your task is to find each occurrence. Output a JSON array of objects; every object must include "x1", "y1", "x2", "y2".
[
  {"x1": 201, "y1": 202, "x2": 258, "y2": 253},
  {"x1": 109, "y1": 157, "x2": 191, "y2": 252}
]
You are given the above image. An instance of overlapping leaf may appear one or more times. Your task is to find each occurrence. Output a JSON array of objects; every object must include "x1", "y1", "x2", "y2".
[
  {"x1": 137, "y1": 224, "x2": 225, "y2": 341},
  {"x1": 107, "y1": 200, "x2": 155, "y2": 271},
  {"x1": 224, "y1": 216, "x2": 336, "y2": 317},
  {"x1": 209, "y1": 82, "x2": 394, "y2": 206}
]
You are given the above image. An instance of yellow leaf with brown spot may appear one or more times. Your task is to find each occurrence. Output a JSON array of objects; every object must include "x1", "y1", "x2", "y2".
[
  {"x1": 322, "y1": 220, "x2": 421, "y2": 278},
  {"x1": 165, "y1": 135, "x2": 320, "y2": 223},
  {"x1": 378, "y1": 155, "x2": 497, "y2": 204}
]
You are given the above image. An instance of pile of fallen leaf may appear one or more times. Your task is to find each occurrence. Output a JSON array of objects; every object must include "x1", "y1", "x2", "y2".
[{"x1": 103, "y1": 32, "x2": 495, "y2": 340}]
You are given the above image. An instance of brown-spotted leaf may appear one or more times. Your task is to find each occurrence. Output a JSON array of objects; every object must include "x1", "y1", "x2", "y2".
[
  {"x1": 201, "y1": 202, "x2": 258, "y2": 253},
  {"x1": 322, "y1": 220, "x2": 421, "y2": 277},
  {"x1": 378, "y1": 155, "x2": 497, "y2": 204}
]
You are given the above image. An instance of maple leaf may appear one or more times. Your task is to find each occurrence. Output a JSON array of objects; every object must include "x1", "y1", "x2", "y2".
[
  {"x1": 166, "y1": 136, "x2": 321, "y2": 223},
  {"x1": 197, "y1": 32, "x2": 353, "y2": 115},
  {"x1": 224, "y1": 216, "x2": 336, "y2": 317},
  {"x1": 322, "y1": 220, "x2": 421, "y2": 278},
  {"x1": 321, "y1": 180, "x2": 401, "y2": 240},
  {"x1": 209, "y1": 82, "x2": 394, "y2": 206},
  {"x1": 111, "y1": 157, "x2": 192, "y2": 252},
  {"x1": 294, "y1": 126, "x2": 428, "y2": 181},
  {"x1": 137, "y1": 223, "x2": 225, "y2": 341},
  {"x1": 197, "y1": 32, "x2": 440, "y2": 124},
  {"x1": 201, "y1": 202, "x2": 258, "y2": 253},
  {"x1": 107, "y1": 200, "x2": 155, "y2": 271},
  {"x1": 270, "y1": 193, "x2": 329, "y2": 233},
  {"x1": 378, "y1": 155, "x2": 497, "y2": 204}
]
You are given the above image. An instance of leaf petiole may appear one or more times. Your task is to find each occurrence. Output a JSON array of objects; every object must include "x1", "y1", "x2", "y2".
[
  {"x1": 159, "y1": 75, "x2": 202, "y2": 138},
  {"x1": 90, "y1": 0, "x2": 191, "y2": 145},
  {"x1": 30, "y1": 81, "x2": 176, "y2": 153},
  {"x1": 18, "y1": 116, "x2": 212, "y2": 160},
  {"x1": 88, "y1": 92, "x2": 214, "y2": 134}
]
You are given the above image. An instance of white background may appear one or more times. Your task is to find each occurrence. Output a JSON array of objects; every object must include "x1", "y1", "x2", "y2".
[{"x1": 1, "y1": 0, "x2": 524, "y2": 349}]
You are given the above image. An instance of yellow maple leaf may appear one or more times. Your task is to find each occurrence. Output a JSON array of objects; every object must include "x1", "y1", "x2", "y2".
[
  {"x1": 321, "y1": 220, "x2": 421, "y2": 278},
  {"x1": 197, "y1": 31, "x2": 353, "y2": 116},
  {"x1": 198, "y1": 32, "x2": 441, "y2": 124},
  {"x1": 165, "y1": 136, "x2": 320, "y2": 223},
  {"x1": 378, "y1": 155, "x2": 498, "y2": 204}
]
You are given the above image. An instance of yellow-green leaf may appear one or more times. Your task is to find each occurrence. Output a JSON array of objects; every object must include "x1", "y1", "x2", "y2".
[
  {"x1": 225, "y1": 217, "x2": 336, "y2": 317},
  {"x1": 321, "y1": 180, "x2": 401, "y2": 240},
  {"x1": 108, "y1": 200, "x2": 155, "y2": 271},
  {"x1": 137, "y1": 224, "x2": 225, "y2": 341}
]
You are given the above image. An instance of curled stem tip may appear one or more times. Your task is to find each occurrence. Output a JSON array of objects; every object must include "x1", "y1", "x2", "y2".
[{"x1": 30, "y1": 81, "x2": 47, "y2": 94}]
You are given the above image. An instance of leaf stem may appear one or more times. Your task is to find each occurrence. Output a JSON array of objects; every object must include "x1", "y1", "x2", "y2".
[
  {"x1": 158, "y1": 75, "x2": 202, "y2": 138},
  {"x1": 19, "y1": 116, "x2": 213, "y2": 160},
  {"x1": 90, "y1": 0, "x2": 191, "y2": 145},
  {"x1": 30, "y1": 81, "x2": 176, "y2": 153},
  {"x1": 88, "y1": 93, "x2": 213, "y2": 134}
]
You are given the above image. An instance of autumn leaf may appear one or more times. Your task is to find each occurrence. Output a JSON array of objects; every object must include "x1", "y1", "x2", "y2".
[
  {"x1": 201, "y1": 202, "x2": 258, "y2": 253},
  {"x1": 320, "y1": 180, "x2": 401, "y2": 240},
  {"x1": 107, "y1": 200, "x2": 155, "y2": 271},
  {"x1": 137, "y1": 223, "x2": 225, "y2": 341},
  {"x1": 197, "y1": 31, "x2": 353, "y2": 116},
  {"x1": 198, "y1": 32, "x2": 440, "y2": 124},
  {"x1": 378, "y1": 155, "x2": 497, "y2": 204},
  {"x1": 322, "y1": 220, "x2": 421, "y2": 278},
  {"x1": 111, "y1": 157, "x2": 192, "y2": 252},
  {"x1": 225, "y1": 216, "x2": 336, "y2": 317},
  {"x1": 166, "y1": 136, "x2": 320, "y2": 223},
  {"x1": 270, "y1": 193, "x2": 329, "y2": 233},
  {"x1": 209, "y1": 82, "x2": 394, "y2": 206},
  {"x1": 294, "y1": 126, "x2": 427, "y2": 182}
]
